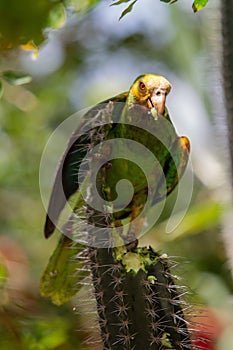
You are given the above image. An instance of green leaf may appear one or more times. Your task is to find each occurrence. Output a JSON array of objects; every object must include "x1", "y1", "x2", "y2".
[
  {"x1": 0, "y1": 81, "x2": 3, "y2": 99},
  {"x1": 0, "y1": 257, "x2": 8, "y2": 289},
  {"x1": 22, "y1": 319, "x2": 69, "y2": 350},
  {"x1": 68, "y1": 0, "x2": 100, "y2": 12},
  {"x1": 111, "y1": 0, "x2": 131, "y2": 5},
  {"x1": 160, "y1": 0, "x2": 177, "y2": 4},
  {"x1": 0, "y1": 258, "x2": 8, "y2": 306},
  {"x1": 192, "y1": 0, "x2": 208, "y2": 12},
  {"x1": 48, "y1": 3, "x2": 66, "y2": 29},
  {"x1": 1, "y1": 71, "x2": 32, "y2": 86},
  {"x1": 119, "y1": 0, "x2": 137, "y2": 20}
]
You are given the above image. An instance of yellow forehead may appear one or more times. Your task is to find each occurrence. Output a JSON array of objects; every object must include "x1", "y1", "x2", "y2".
[{"x1": 131, "y1": 74, "x2": 171, "y2": 94}]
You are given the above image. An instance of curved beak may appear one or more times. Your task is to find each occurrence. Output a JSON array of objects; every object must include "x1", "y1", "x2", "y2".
[{"x1": 150, "y1": 89, "x2": 167, "y2": 115}]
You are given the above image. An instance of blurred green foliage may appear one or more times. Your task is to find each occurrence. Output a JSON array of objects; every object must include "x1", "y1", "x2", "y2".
[
  {"x1": 0, "y1": 0, "x2": 232, "y2": 349},
  {"x1": 0, "y1": 1, "x2": 63, "y2": 47},
  {"x1": 114, "y1": 0, "x2": 209, "y2": 20},
  {"x1": 0, "y1": 0, "x2": 100, "y2": 48},
  {"x1": 0, "y1": 70, "x2": 32, "y2": 99},
  {"x1": 0, "y1": 0, "x2": 209, "y2": 49}
]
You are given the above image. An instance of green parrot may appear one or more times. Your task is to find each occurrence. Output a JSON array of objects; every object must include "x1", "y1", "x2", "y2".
[{"x1": 40, "y1": 74, "x2": 190, "y2": 304}]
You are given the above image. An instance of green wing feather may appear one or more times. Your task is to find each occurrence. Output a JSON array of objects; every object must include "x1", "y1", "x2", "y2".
[
  {"x1": 41, "y1": 92, "x2": 128, "y2": 304},
  {"x1": 44, "y1": 92, "x2": 128, "y2": 238}
]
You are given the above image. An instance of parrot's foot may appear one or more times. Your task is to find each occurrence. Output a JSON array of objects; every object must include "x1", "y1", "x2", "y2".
[
  {"x1": 126, "y1": 238, "x2": 138, "y2": 251},
  {"x1": 180, "y1": 135, "x2": 190, "y2": 152}
]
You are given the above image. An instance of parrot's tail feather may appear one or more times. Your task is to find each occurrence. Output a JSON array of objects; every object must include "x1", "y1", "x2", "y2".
[{"x1": 44, "y1": 215, "x2": 56, "y2": 238}]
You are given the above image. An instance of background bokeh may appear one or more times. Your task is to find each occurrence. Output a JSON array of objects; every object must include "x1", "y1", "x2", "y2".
[{"x1": 1, "y1": 0, "x2": 233, "y2": 349}]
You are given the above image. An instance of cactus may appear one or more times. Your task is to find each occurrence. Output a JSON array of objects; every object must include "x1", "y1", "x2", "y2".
[{"x1": 88, "y1": 246, "x2": 193, "y2": 350}]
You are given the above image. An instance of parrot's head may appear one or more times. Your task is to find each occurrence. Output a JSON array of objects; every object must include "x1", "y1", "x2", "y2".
[{"x1": 129, "y1": 74, "x2": 171, "y2": 116}]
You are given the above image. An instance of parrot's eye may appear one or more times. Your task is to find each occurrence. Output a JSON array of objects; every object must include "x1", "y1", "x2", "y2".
[{"x1": 138, "y1": 81, "x2": 146, "y2": 91}]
